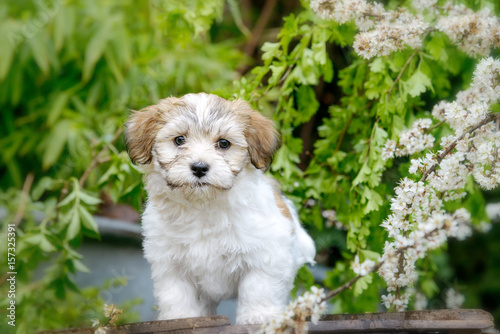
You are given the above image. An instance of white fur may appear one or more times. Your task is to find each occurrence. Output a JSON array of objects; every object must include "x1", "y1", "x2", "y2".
[{"x1": 133, "y1": 93, "x2": 316, "y2": 324}]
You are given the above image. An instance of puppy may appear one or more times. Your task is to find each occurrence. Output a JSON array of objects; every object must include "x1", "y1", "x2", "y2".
[{"x1": 125, "y1": 93, "x2": 315, "y2": 324}]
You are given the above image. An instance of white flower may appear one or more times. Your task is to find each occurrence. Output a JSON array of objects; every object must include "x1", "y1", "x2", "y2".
[
  {"x1": 476, "y1": 221, "x2": 492, "y2": 233},
  {"x1": 486, "y1": 202, "x2": 500, "y2": 222},
  {"x1": 382, "y1": 140, "x2": 397, "y2": 160},
  {"x1": 381, "y1": 293, "x2": 396, "y2": 309},
  {"x1": 445, "y1": 288, "x2": 465, "y2": 309},
  {"x1": 412, "y1": 0, "x2": 437, "y2": 13},
  {"x1": 414, "y1": 292, "x2": 428, "y2": 310},
  {"x1": 436, "y1": 8, "x2": 500, "y2": 57},
  {"x1": 257, "y1": 287, "x2": 327, "y2": 333},
  {"x1": 94, "y1": 327, "x2": 108, "y2": 334},
  {"x1": 351, "y1": 255, "x2": 376, "y2": 276},
  {"x1": 103, "y1": 304, "x2": 114, "y2": 318}
]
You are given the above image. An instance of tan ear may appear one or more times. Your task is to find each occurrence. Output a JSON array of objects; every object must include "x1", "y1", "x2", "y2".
[
  {"x1": 233, "y1": 100, "x2": 280, "y2": 170},
  {"x1": 124, "y1": 98, "x2": 179, "y2": 164},
  {"x1": 124, "y1": 106, "x2": 165, "y2": 164}
]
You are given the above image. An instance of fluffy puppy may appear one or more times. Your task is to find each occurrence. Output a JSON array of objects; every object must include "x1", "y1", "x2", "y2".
[{"x1": 125, "y1": 93, "x2": 315, "y2": 325}]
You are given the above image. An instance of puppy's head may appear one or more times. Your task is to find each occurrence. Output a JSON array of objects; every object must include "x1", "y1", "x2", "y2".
[{"x1": 125, "y1": 93, "x2": 279, "y2": 196}]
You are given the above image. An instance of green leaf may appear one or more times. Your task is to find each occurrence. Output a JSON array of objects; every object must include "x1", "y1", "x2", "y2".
[
  {"x1": 57, "y1": 190, "x2": 77, "y2": 208},
  {"x1": 42, "y1": 120, "x2": 72, "y2": 170},
  {"x1": 40, "y1": 234, "x2": 57, "y2": 253},
  {"x1": 47, "y1": 92, "x2": 70, "y2": 126},
  {"x1": 66, "y1": 209, "x2": 81, "y2": 240},
  {"x1": 369, "y1": 58, "x2": 386, "y2": 73},
  {"x1": 0, "y1": 30, "x2": 15, "y2": 81},
  {"x1": 354, "y1": 274, "x2": 373, "y2": 296},
  {"x1": 359, "y1": 249, "x2": 380, "y2": 262},
  {"x1": 78, "y1": 206, "x2": 99, "y2": 234},
  {"x1": 261, "y1": 42, "x2": 281, "y2": 63},
  {"x1": 295, "y1": 85, "x2": 319, "y2": 126},
  {"x1": 268, "y1": 64, "x2": 287, "y2": 86},
  {"x1": 403, "y1": 69, "x2": 432, "y2": 98},
  {"x1": 82, "y1": 20, "x2": 113, "y2": 82},
  {"x1": 425, "y1": 33, "x2": 447, "y2": 62},
  {"x1": 79, "y1": 191, "x2": 102, "y2": 206},
  {"x1": 421, "y1": 278, "x2": 439, "y2": 297},
  {"x1": 28, "y1": 33, "x2": 51, "y2": 75},
  {"x1": 32, "y1": 176, "x2": 55, "y2": 201},
  {"x1": 73, "y1": 259, "x2": 91, "y2": 274}
]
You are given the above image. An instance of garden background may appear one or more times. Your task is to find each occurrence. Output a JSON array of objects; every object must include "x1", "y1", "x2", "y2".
[{"x1": 0, "y1": 0, "x2": 499, "y2": 333}]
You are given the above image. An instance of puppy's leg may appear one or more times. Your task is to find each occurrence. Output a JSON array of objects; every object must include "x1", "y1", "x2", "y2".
[
  {"x1": 153, "y1": 271, "x2": 212, "y2": 320},
  {"x1": 236, "y1": 270, "x2": 291, "y2": 325}
]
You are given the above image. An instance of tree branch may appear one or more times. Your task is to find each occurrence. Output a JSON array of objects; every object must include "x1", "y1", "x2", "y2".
[
  {"x1": 12, "y1": 172, "x2": 34, "y2": 226},
  {"x1": 243, "y1": 0, "x2": 278, "y2": 58},
  {"x1": 421, "y1": 112, "x2": 500, "y2": 182},
  {"x1": 386, "y1": 48, "x2": 419, "y2": 102}
]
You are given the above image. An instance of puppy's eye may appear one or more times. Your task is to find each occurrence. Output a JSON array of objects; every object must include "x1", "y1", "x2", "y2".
[
  {"x1": 217, "y1": 139, "x2": 231, "y2": 149},
  {"x1": 174, "y1": 136, "x2": 186, "y2": 146}
]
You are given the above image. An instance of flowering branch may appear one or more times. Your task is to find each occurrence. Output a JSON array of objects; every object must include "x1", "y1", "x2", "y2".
[
  {"x1": 421, "y1": 112, "x2": 500, "y2": 182},
  {"x1": 321, "y1": 262, "x2": 383, "y2": 302},
  {"x1": 310, "y1": 0, "x2": 500, "y2": 59},
  {"x1": 321, "y1": 224, "x2": 448, "y2": 304}
]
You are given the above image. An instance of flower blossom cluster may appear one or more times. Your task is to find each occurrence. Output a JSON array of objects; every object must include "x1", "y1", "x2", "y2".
[
  {"x1": 351, "y1": 255, "x2": 376, "y2": 276},
  {"x1": 445, "y1": 288, "x2": 465, "y2": 309},
  {"x1": 379, "y1": 205, "x2": 472, "y2": 310},
  {"x1": 378, "y1": 57, "x2": 499, "y2": 311},
  {"x1": 382, "y1": 118, "x2": 435, "y2": 160},
  {"x1": 486, "y1": 202, "x2": 500, "y2": 223},
  {"x1": 436, "y1": 4, "x2": 500, "y2": 57},
  {"x1": 310, "y1": 0, "x2": 429, "y2": 59},
  {"x1": 258, "y1": 286, "x2": 327, "y2": 334},
  {"x1": 91, "y1": 304, "x2": 123, "y2": 334},
  {"x1": 353, "y1": 10, "x2": 429, "y2": 59},
  {"x1": 432, "y1": 57, "x2": 500, "y2": 190},
  {"x1": 310, "y1": 0, "x2": 500, "y2": 59},
  {"x1": 322, "y1": 209, "x2": 348, "y2": 230}
]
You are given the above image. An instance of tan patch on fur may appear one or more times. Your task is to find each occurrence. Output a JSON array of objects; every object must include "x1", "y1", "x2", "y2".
[
  {"x1": 232, "y1": 99, "x2": 280, "y2": 170},
  {"x1": 125, "y1": 97, "x2": 180, "y2": 164},
  {"x1": 273, "y1": 191, "x2": 295, "y2": 236}
]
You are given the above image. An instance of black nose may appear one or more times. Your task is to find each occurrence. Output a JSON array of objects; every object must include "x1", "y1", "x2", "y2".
[{"x1": 191, "y1": 162, "x2": 209, "y2": 178}]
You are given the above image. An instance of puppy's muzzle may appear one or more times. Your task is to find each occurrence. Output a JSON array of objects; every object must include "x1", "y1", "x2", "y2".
[{"x1": 191, "y1": 162, "x2": 210, "y2": 178}]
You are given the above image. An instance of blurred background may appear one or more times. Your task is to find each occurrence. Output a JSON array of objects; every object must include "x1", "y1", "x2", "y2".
[{"x1": 0, "y1": 0, "x2": 499, "y2": 333}]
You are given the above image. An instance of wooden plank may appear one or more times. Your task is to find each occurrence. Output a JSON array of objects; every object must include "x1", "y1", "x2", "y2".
[
  {"x1": 37, "y1": 309, "x2": 494, "y2": 334},
  {"x1": 37, "y1": 316, "x2": 231, "y2": 334},
  {"x1": 307, "y1": 309, "x2": 494, "y2": 333},
  {"x1": 224, "y1": 309, "x2": 494, "y2": 334}
]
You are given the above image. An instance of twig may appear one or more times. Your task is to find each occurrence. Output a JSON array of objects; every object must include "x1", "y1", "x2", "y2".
[
  {"x1": 12, "y1": 172, "x2": 35, "y2": 226},
  {"x1": 242, "y1": 0, "x2": 278, "y2": 58},
  {"x1": 79, "y1": 127, "x2": 123, "y2": 187},
  {"x1": 322, "y1": 261, "x2": 384, "y2": 302},
  {"x1": 421, "y1": 113, "x2": 500, "y2": 182},
  {"x1": 332, "y1": 114, "x2": 354, "y2": 156},
  {"x1": 424, "y1": 120, "x2": 445, "y2": 134},
  {"x1": 386, "y1": 48, "x2": 420, "y2": 102}
]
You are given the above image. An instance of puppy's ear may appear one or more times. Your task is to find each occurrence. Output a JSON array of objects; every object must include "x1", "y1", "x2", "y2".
[
  {"x1": 125, "y1": 98, "x2": 177, "y2": 164},
  {"x1": 233, "y1": 100, "x2": 280, "y2": 170}
]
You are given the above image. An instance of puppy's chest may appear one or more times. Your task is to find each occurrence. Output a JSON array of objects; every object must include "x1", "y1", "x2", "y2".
[
  {"x1": 168, "y1": 213, "x2": 251, "y2": 298},
  {"x1": 163, "y1": 209, "x2": 256, "y2": 268}
]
